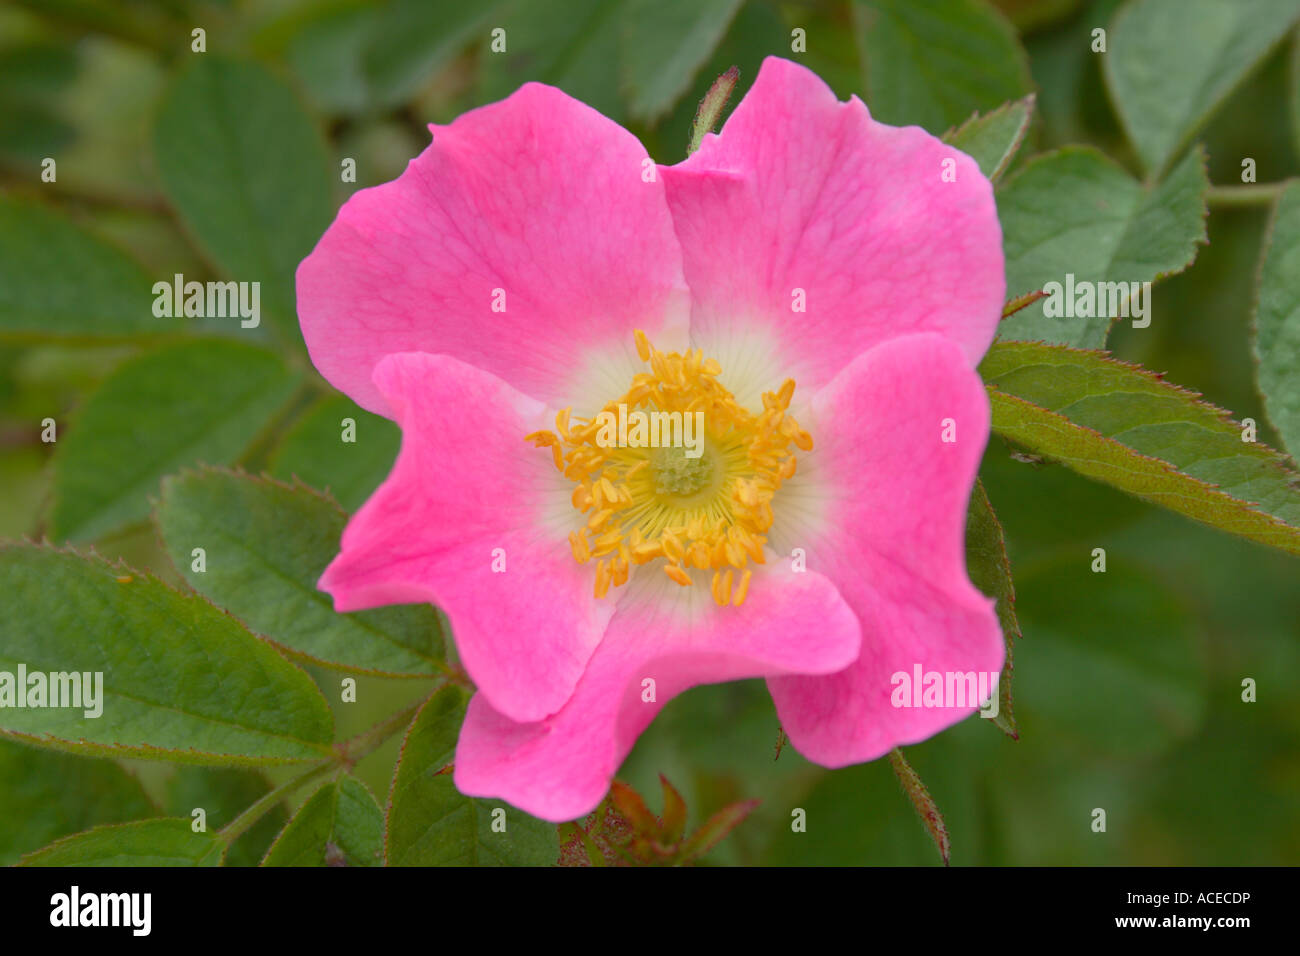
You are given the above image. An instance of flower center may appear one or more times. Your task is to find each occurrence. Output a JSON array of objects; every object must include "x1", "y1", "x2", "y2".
[
  {"x1": 526, "y1": 330, "x2": 811, "y2": 606},
  {"x1": 651, "y1": 445, "x2": 713, "y2": 496}
]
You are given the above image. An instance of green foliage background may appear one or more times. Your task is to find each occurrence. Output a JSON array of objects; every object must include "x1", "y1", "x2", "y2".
[{"x1": 1, "y1": 0, "x2": 1298, "y2": 865}]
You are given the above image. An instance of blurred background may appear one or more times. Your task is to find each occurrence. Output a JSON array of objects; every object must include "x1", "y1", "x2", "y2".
[{"x1": 1, "y1": 0, "x2": 1297, "y2": 865}]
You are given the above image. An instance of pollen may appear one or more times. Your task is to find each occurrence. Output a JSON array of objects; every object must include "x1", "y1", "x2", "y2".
[{"x1": 526, "y1": 330, "x2": 812, "y2": 605}]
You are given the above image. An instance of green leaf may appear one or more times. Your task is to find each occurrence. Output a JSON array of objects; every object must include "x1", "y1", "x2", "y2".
[
  {"x1": 557, "y1": 801, "x2": 626, "y2": 866},
  {"x1": 50, "y1": 339, "x2": 298, "y2": 542},
  {"x1": 941, "y1": 94, "x2": 1035, "y2": 183},
  {"x1": 659, "y1": 774, "x2": 687, "y2": 845},
  {"x1": 981, "y1": 341, "x2": 1300, "y2": 555},
  {"x1": 478, "y1": 0, "x2": 628, "y2": 122},
  {"x1": 608, "y1": 779, "x2": 658, "y2": 832},
  {"x1": 20, "y1": 818, "x2": 225, "y2": 866},
  {"x1": 1104, "y1": 0, "x2": 1300, "y2": 177},
  {"x1": 0, "y1": 543, "x2": 335, "y2": 765},
  {"x1": 887, "y1": 748, "x2": 950, "y2": 865},
  {"x1": 153, "y1": 56, "x2": 333, "y2": 343},
  {"x1": 0, "y1": 739, "x2": 157, "y2": 865},
  {"x1": 263, "y1": 775, "x2": 384, "y2": 866},
  {"x1": 287, "y1": 0, "x2": 502, "y2": 114},
  {"x1": 268, "y1": 394, "x2": 399, "y2": 512},
  {"x1": 362, "y1": 0, "x2": 504, "y2": 110},
  {"x1": 284, "y1": 4, "x2": 381, "y2": 115},
  {"x1": 0, "y1": 197, "x2": 162, "y2": 342},
  {"x1": 964, "y1": 479, "x2": 1019, "y2": 737},
  {"x1": 676, "y1": 799, "x2": 759, "y2": 865},
  {"x1": 1251, "y1": 179, "x2": 1300, "y2": 459},
  {"x1": 621, "y1": 0, "x2": 745, "y2": 124},
  {"x1": 163, "y1": 767, "x2": 288, "y2": 867},
  {"x1": 157, "y1": 469, "x2": 445, "y2": 678},
  {"x1": 852, "y1": 0, "x2": 1032, "y2": 135},
  {"x1": 997, "y1": 146, "x2": 1209, "y2": 347},
  {"x1": 387, "y1": 687, "x2": 559, "y2": 866}
]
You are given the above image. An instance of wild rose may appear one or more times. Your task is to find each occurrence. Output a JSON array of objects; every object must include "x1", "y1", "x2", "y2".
[{"x1": 297, "y1": 57, "x2": 1005, "y2": 823}]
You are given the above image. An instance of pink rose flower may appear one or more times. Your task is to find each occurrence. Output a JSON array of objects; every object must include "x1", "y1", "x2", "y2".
[{"x1": 298, "y1": 57, "x2": 1005, "y2": 822}]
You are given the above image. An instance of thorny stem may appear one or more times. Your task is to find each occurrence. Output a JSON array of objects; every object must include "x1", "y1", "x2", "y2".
[
  {"x1": 335, "y1": 700, "x2": 425, "y2": 769},
  {"x1": 216, "y1": 696, "x2": 436, "y2": 845},
  {"x1": 217, "y1": 760, "x2": 335, "y2": 846}
]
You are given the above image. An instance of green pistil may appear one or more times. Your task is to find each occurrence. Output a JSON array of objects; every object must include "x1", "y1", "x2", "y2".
[{"x1": 651, "y1": 445, "x2": 713, "y2": 497}]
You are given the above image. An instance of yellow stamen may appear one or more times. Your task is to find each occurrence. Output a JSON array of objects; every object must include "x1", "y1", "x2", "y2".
[
  {"x1": 733, "y1": 568, "x2": 752, "y2": 606},
  {"x1": 571, "y1": 484, "x2": 592, "y2": 510},
  {"x1": 568, "y1": 531, "x2": 591, "y2": 563},
  {"x1": 714, "y1": 568, "x2": 734, "y2": 606},
  {"x1": 526, "y1": 330, "x2": 810, "y2": 606},
  {"x1": 664, "y1": 562, "x2": 692, "y2": 587}
]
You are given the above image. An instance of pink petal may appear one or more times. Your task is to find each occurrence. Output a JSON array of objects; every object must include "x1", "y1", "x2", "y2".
[
  {"x1": 297, "y1": 82, "x2": 690, "y2": 417},
  {"x1": 659, "y1": 56, "x2": 1004, "y2": 397},
  {"x1": 454, "y1": 565, "x2": 861, "y2": 822},
  {"x1": 317, "y1": 352, "x2": 614, "y2": 723},
  {"x1": 766, "y1": 333, "x2": 1004, "y2": 766}
]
